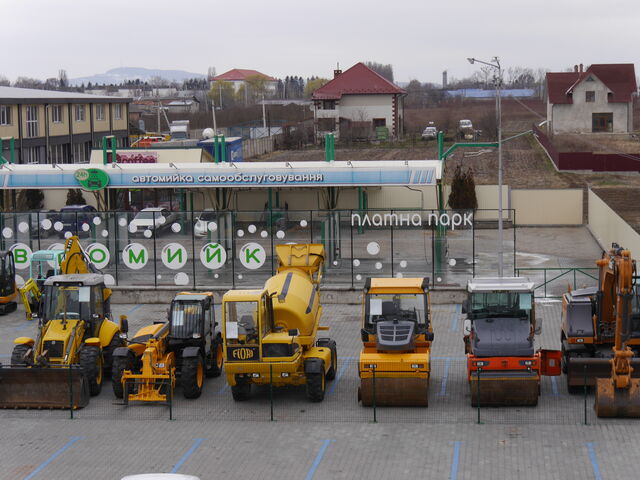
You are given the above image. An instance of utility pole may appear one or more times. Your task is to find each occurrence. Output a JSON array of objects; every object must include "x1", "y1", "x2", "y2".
[{"x1": 211, "y1": 99, "x2": 217, "y2": 134}]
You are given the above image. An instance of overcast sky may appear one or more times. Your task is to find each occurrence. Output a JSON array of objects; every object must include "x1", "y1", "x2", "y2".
[{"x1": 3, "y1": 0, "x2": 639, "y2": 84}]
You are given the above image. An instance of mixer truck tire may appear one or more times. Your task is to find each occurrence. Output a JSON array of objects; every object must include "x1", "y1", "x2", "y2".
[
  {"x1": 182, "y1": 355, "x2": 204, "y2": 399},
  {"x1": 317, "y1": 339, "x2": 337, "y2": 381},
  {"x1": 306, "y1": 371, "x2": 326, "y2": 402},
  {"x1": 232, "y1": 376, "x2": 251, "y2": 401}
]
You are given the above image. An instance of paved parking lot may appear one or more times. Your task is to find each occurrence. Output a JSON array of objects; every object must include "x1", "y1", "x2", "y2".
[{"x1": 0, "y1": 298, "x2": 635, "y2": 479}]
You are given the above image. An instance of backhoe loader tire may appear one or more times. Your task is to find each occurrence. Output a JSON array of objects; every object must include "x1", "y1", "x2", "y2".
[
  {"x1": 104, "y1": 335, "x2": 126, "y2": 378},
  {"x1": 11, "y1": 344, "x2": 30, "y2": 366},
  {"x1": 231, "y1": 376, "x2": 251, "y2": 401},
  {"x1": 112, "y1": 353, "x2": 133, "y2": 399},
  {"x1": 181, "y1": 355, "x2": 204, "y2": 399},
  {"x1": 80, "y1": 345, "x2": 103, "y2": 396},
  {"x1": 306, "y1": 371, "x2": 326, "y2": 402},
  {"x1": 205, "y1": 337, "x2": 224, "y2": 378}
]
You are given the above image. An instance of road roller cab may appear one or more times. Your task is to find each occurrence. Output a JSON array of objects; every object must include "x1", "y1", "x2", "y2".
[
  {"x1": 358, "y1": 277, "x2": 433, "y2": 406},
  {"x1": 463, "y1": 277, "x2": 560, "y2": 407}
]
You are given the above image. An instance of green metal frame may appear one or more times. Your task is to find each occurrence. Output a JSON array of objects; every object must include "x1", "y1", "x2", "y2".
[
  {"x1": 0, "y1": 137, "x2": 15, "y2": 164},
  {"x1": 102, "y1": 136, "x2": 116, "y2": 165}
]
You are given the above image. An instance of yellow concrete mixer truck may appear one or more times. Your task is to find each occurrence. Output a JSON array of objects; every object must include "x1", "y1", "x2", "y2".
[{"x1": 221, "y1": 244, "x2": 337, "y2": 402}]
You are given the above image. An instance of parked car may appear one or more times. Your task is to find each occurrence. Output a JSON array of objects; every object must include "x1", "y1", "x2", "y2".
[
  {"x1": 28, "y1": 209, "x2": 58, "y2": 238},
  {"x1": 57, "y1": 204, "x2": 98, "y2": 237},
  {"x1": 128, "y1": 207, "x2": 178, "y2": 236},
  {"x1": 458, "y1": 119, "x2": 474, "y2": 140},
  {"x1": 421, "y1": 126, "x2": 438, "y2": 140},
  {"x1": 194, "y1": 209, "x2": 218, "y2": 237}
]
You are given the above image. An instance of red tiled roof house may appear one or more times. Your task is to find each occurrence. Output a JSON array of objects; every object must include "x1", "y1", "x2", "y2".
[
  {"x1": 546, "y1": 64, "x2": 636, "y2": 134},
  {"x1": 311, "y1": 63, "x2": 406, "y2": 140},
  {"x1": 210, "y1": 69, "x2": 278, "y2": 94}
]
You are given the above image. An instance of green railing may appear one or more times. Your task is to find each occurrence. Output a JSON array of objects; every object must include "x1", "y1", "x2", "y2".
[{"x1": 514, "y1": 267, "x2": 598, "y2": 298}]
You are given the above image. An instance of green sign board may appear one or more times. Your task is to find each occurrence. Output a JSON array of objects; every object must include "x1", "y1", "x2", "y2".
[{"x1": 74, "y1": 168, "x2": 110, "y2": 191}]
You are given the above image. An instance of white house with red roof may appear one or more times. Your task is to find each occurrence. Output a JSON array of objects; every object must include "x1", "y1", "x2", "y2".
[
  {"x1": 210, "y1": 68, "x2": 278, "y2": 94},
  {"x1": 311, "y1": 63, "x2": 406, "y2": 141},
  {"x1": 546, "y1": 63, "x2": 636, "y2": 134}
]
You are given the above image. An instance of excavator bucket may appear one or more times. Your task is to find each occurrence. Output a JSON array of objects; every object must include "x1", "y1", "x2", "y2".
[
  {"x1": 595, "y1": 378, "x2": 640, "y2": 417},
  {"x1": 470, "y1": 371, "x2": 540, "y2": 407},
  {"x1": 359, "y1": 377, "x2": 429, "y2": 407},
  {"x1": 567, "y1": 358, "x2": 640, "y2": 387},
  {"x1": 0, "y1": 366, "x2": 89, "y2": 409}
]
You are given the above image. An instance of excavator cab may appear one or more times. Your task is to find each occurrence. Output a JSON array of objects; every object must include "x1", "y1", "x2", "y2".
[{"x1": 0, "y1": 250, "x2": 17, "y2": 314}]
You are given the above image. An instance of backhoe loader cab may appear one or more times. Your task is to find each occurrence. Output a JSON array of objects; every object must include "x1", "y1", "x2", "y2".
[
  {"x1": 0, "y1": 250, "x2": 17, "y2": 314},
  {"x1": 358, "y1": 278, "x2": 433, "y2": 406},
  {"x1": 463, "y1": 277, "x2": 561, "y2": 406},
  {"x1": 4, "y1": 273, "x2": 125, "y2": 408},
  {"x1": 112, "y1": 292, "x2": 224, "y2": 402}
]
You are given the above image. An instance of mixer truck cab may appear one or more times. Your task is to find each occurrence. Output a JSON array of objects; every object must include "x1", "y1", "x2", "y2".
[{"x1": 222, "y1": 244, "x2": 337, "y2": 402}]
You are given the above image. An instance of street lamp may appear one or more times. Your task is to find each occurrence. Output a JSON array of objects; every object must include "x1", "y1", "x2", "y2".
[{"x1": 467, "y1": 56, "x2": 504, "y2": 277}]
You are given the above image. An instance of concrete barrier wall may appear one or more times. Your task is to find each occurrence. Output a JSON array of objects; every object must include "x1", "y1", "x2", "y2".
[
  {"x1": 512, "y1": 189, "x2": 583, "y2": 225},
  {"x1": 588, "y1": 189, "x2": 640, "y2": 253}
]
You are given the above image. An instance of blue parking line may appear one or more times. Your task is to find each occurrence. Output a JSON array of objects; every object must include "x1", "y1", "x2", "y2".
[
  {"x1": 217, "y1": 383, "x2": 229, "y2": 394},
  {"x1": 585, "y1": 442, "x2": 602, "y2": 480},
  {"x1": 23, "y1": 436, "x2": 81, "y2": 480},
  {"x1": 170, "y1": 438, "x2": 205, "y2": 473},
  {"x1": 550, "y1": 376, "x2": 560, "y2": 396},
  {"x1": 305, "y1": 439, "x2": 332, "y2": 480},
  {"x1": 438, "y1": 358, "x2": 451, "y2": 396},
  {"x1": 126, "y1": 304, "x2": 143, "y2": 315},
  {"x1": 450, "y1": 304, "x2": 461, "y2": 331},
  {"x1": 450, "y1": 441, "x2": 462, "y2": 480},
  {"x1": 327, "y1": 358, "x2": 352, "y2": 395}
]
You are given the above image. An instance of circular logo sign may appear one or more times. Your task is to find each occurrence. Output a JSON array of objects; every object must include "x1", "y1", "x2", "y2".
[
  {"x1": 86, "y1": 243, "x2": 111, "y2": 269},
  {"x1": 74, "y1": 169, "x2": 89, "y2": 181},
  {"x1": 75, "y1": 168, "x2": 110, "y2": 191},
  {"x1": 9, "y1": 243, "x2": 32, "y2": 270},
  {"x1": 239, "y1": 242, "x2": 266, "y2": 270},
  {"x1": 161, "y1": 242, "x2": 187, "y2": 270},
  {"x1": 200, "y1": 242, "x2": 227, "y2": 270},
  {"x1": 122, "y1": 243, "x2": 148, "y2": 270}
]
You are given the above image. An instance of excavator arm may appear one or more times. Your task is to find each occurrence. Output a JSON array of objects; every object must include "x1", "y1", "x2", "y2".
[{"x1": 61, "y1": 236, "x2": 94, "y2": 274}]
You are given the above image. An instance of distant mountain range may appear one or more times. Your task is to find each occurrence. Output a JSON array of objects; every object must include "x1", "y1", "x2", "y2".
[{"x1": 69, "y1": 67, "x2": 206, "y2": 86}]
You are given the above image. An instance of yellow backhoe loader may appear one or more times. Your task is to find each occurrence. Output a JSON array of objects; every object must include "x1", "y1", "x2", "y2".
[
  {"x1": 222, "y1": 244, "x2": 336, "y2": 402},
  {"x1": 358, "y1": 277, "x2": 433, "y2": 406},
  {"x1": 0, "y1": 250, "x2": 18, "y2": 315},
  {"x1": 112, "y1": 292, "x2": 223, "y2": 403}
]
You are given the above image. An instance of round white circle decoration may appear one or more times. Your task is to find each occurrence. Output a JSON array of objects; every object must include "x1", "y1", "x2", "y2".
[
  {"x1": 64, "y1": 231, "x2": 72, "y2": 239},
  {"x1": 207, "y1": 222, "x2": 217, "y2": 232},
  {"x1": 143, "y1": 229, "x2": 152, "y2": 238},
  {"x1": 81, "y1": 223, "x2": 90, "y2": 232},
  {"x1": 248, "y1": 224, "x2": 257, "y2": 234},
  {"x1": 356, "y1": 274, "x2": 362, "y2": 281},
  {"x1": 214, "y1": 273, "x2": 219, "y2": 279},
  {"x1": 300, "y1": 219, "x2": 308, "y2": 227},
  {"x1": 18, "y1": 222, "x2": 29, "y2": 233},
  {"x1": 449, "y1": 258, "x2": 457, "y2": 266},
  {"x1": 353, "y1": 259, "x2": 360, "y2": 267},
  {"x1": 128, "y1": 224, "x2": 137, "y2": 234},
  {"x1": 101, "y1": 229, "x2": 109, "y2": 237},
  {"x1": 171, "y1": 223, "x2": 181, "y2": 233},
  {"x1": 437, "y1": 277, "x2": 442, "y2": 283},
  {"x1": 260, "y1": 231, "x2": 268, "y2": 238},
  {"x1": 122, "y1": 243, "x2": 148, "y2": 270},
  {"x1": 239, "y1": 242, "x2": 266, "y2": 270},
  {"x1": 161, "y1": 243, "x2": 187, "y2": 270},
  {"x1": 2, "y1": 228, "x2": 12, "y2": 238},
  {"x1": 86, "y1": 243, "x2": 110, "y2": 269},
  {"x1": 15, "y1": 274, "x2": 25, "y2": 287},
  {"x1": 276, "y1": 230, "x2": 285, "y2": 239},
  {"x1": 41, "y1": 219, "x2": 52, "y2": 230},
  {"x1": 118, "y1": 218, "x2": 128, "y2": 227},
  {"x1": 200, "y1": 243, "x2": 227, "y2": 270},
  {"x1": 237, "y1": 274, "x2": 243, "y2": 280},
  {"x1": 237, "y1": 229, "x2": 244, "y2": 238},
  {"x1": 92, "y1": 217, "x2": 101, "y2": 225},
  {"x1": 104, "y1": 274, "x2": 115, "y2": 286},
  {"x1": 333, "y1": 260, "x2": 339, "y2": 266},
  {"x1": 400, "y1": 260, "x2": 408, "y2": 268},
  {"x1": 10, "y1": 243, "x2": 32, "y2": 270},
  {"x1": 366, "y1": 242, "x2": 380, "y2": 255},
  {"x1": 396, "y1": 272, "x2": 404, "y2": 278},
  {"x1": 375, "y1": 262, "x2": 383, "y2": 270},
  {"x1": 174, "y1": 272, "x2": 189, "y2": 285},
  {"x1": 54, "y1": 221, "x2": 63, "y2": 232},
  {"x1": 157, "y1": 216, "x2": 166, "y2": 225},
  {"x1": 47, "y1": 243, "x2": 64, "y2": 268}
]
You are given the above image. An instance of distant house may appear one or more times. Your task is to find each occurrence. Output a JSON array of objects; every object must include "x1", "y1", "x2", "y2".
[
  {"x1": 210, "y1": 69, "x2": 277, "y2": 93},
  {"x1": 546, "y1": 64, "x2": 637, "y2": 134},
  {"x1": 166, "y1": 98, "x2": 200, "y2": 114},
  {"x1": 311, "y1": 63, "x2": 406, "y2": 141}
]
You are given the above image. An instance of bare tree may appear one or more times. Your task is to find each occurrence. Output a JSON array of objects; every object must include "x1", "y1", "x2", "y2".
[
  {"x1": 0, "y1": 75, "x2": 10, "y2": 87},
  {"x1": 13, "y1": 77, "x2": 44, "y2": 89}
]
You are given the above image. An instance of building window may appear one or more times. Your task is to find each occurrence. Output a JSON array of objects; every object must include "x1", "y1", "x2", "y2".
[
  {"x1": 75, "y1": 104, "x2": 85, "y2": 122},
  {"x1": 114, "y1": 104, "x2": 122, "y2": 120},
  {"x1": 322, "y1": 100, "x2": 336, "y2": 110},
  {"x1": 585, "y1": 91, "x2": 595, "y2": 103},
  {"x1": 51, "y1": 105, "x2": 63, "y2": 123},
  {"x1": 592, "y1": 113, "x2": 613, "y2": 132},
  {"x1": 0, "y1": 106, "x2": 11, "y2": 125},
  {"x1": 96, "y1": 104, "x2": 105, "y2": 121},
  {"x1": 23, "y1": 146, "x2": 41, "y2": 164},
  {"x1": 373, "y1": 118, "x2": 386, "y2": 128},
  {"x1": 73, "y1": 142, "x2": 91, "y2": 163},
  {"x1": 26, "y1": 106, "x2": 38, "y2": 137}
]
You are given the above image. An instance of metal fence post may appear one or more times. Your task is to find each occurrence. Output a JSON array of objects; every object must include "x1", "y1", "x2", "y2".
[
  {"x1": 476, "y1": 367, "x2": 481, "y2": 424},
  {"x1": 68, "y1": 366, "x2": 74, "y2": 420},
  {"x1": 269, "y1": 363, "x2": 274, "y2": 422},
  {"x1": 583, "y1": 364, "x2": 588, "y2": 425},
  {"x1": 152, "y1": 216, "x2": 157, "y2": 287},
  {"x1": 169, "y1": 376, "x2": 174, "y2": 421},
  {"x1": 372, "y1": 365, "x2": 377, "y2": 423}
]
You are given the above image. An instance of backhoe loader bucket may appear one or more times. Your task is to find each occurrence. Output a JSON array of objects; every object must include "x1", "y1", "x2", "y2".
[
  {"x1": 0, "y1": 366, "x2": 89, "y2": 409},
  {"x1": 567, "y1": 358, "x2": 640, "y2": 387},
  {"x1": 359, "y1": 377, "x2": 429, "y2": 407},
  {"x1": 470, "y1": 371, "x2": 540, "y2": 407},
  {"x1": 595, "y1": 378, "x2": 640, "y2": 417}
]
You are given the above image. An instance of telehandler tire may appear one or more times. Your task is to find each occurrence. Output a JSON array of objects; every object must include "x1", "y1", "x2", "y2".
[
  {"x1": 80, "y1": 345, "x2": 103, "y2": 396},
  {"x1": 306, "y1": 371, "x2": 326, "y2": 402},
  {"x1": 231, "y1": 376, "x2": 251, "y2": 401},
  {"x1": 182, "y1": 355, "x2": 204, "y2": 399},
  {"x1": 205, "y1": 337, "x2": 224, "y2": 378},
  {"x1": 112, "y1": 353, "x2": 133, "y2": 399},
  {"x1": 11, "y1": 344, "x2": 30, "y2": 366},
  {"x1": 104, "y1": 335, "x2": 126, "y2": 378}
]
